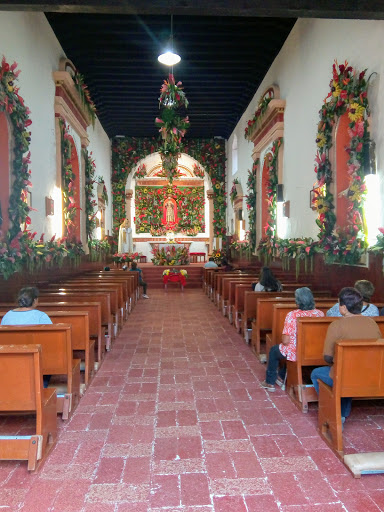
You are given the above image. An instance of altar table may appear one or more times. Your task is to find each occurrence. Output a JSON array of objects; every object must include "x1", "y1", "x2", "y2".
[{"x1": 163, "y1": 273, "x2": 186, "y2": 290}]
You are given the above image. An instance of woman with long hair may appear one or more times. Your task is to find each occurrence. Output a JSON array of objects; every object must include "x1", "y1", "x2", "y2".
[{"x1": 253, "y1": 266, "x2": 282, "y2": 292}]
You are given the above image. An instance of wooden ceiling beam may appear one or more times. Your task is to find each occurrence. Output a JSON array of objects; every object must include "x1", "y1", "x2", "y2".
[{"x1": 1, "y1": 0, "x2": 384, "y2": 19}]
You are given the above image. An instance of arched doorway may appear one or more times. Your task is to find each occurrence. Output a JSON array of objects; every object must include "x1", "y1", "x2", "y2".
[
  {"x1": 67, "y1": 135, "x2": 81, "y2": 239},
  {"x1": 335, "y1": 113, "x2": 350, "y2": 230},
  {"x1": 0, "y1": 112, "x2": 10, "y2": 234}
]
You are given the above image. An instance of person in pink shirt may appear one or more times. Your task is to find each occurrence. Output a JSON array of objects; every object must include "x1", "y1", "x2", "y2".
[{"x1": 260, "y1": 287, "x2": 324, "y2": 392}]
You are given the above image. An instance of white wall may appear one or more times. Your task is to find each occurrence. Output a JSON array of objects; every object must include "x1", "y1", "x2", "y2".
[
  {"x1": 229, "y1": 18, "x2": 384, "y2": 239},
  {"x1": 0, "y1": 11, "x2": 112, "y2": 241}
]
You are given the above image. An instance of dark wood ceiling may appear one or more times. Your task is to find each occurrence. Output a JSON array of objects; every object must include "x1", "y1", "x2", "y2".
[
  {"x1": 1, "y1": 1, "x2": 380, "y2": 140},
  {"x1": 45, "y1": 13, "x2": 295, "y2": 138}
]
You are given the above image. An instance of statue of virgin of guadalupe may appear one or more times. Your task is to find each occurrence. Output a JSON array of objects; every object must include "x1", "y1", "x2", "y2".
[{"x1": 118, "y1": 219, "x2": 133, "y2": 253}]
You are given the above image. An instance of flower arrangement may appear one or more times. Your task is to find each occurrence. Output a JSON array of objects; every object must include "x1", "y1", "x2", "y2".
[
  {"x1": 135, "y1": 185, "x2": 205, "y2": 234},
  {"x1": 180, "y1": 269, "x2": 188, "y2": 276},
  {"x1": 211, "y1": 249, "x2": 223, "y2": 263},
  {"x1": 312, "y1": 60, "x2": 372, "y2": 264},
  {"x1": 230, "y1": 179, "x2": 240, "y2": 204},
  {"x1": 84, "y1": 149, "x2": 97, "y2": 240},
  {"x1": 163, "y1": 269, "x2": 170, "y2": 275},
  {"x1": 112, "y1": 137, "x2": 226, "y2": 238},
  {"x1": 193, "y1": 163, "x2": 205, "y2": 179},
  {"x1": 151, "y1": 245, "x2": 189, "y2": 266},
  {"x1": 134, "y1": 164, "x2": 147, "y2": 179},
  {"x1": 244, "y1": 94, "x2": 273, "y2": 139},
  {"x1": 88, "y1": 238, "x2": 111, "y2": 261},
  {"x1": 230, "y1": 239, "x2": 251, "y2": 251},
  {"x1": 112, "y1": 251, "x2": 142, "y2": 264},
  {"x1": 156, "y1": 74, "x2": 190, "y2": 183},
  {"x1": 73, "y1": 70, "x2": 97, "y2": 126},
  {"x1": 0, "y1": 56, "x2": 32, "y2": 240},
  {"x1": 369, "y1": 228, "x2": 384, "y2": 254}
]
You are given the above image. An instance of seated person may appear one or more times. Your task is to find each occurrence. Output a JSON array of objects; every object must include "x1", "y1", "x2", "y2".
[
  {"x1": 311, "y1": 287, "x2": 381, "y2": 423},
  {"x1": 130, "y1": 261, "x2": 149, "y2": 299},
  {"x1": 204, "y1": 257, "x2": 218, "y2": 269},
  {"x1": 261, "y1": 288, "x2": 324, "y2": 392},
  {"x1": 1, "y1": 286, "x2": 53, "y2": 387},
  {"x1": 326, "y1": 280, "x2": 379, "y2": 317},
  {"x1": 252, "y1": 266, "x2": 282, "y2": 292}
]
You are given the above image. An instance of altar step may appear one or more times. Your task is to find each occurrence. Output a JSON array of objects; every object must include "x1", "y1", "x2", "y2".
[{"x1": 141, "y1": 265, "x2": 203, "y2": 288}]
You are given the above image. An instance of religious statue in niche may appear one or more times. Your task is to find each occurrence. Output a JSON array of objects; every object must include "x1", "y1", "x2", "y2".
[
  {"x1": 162, "y1": 196, "x2": 178, "y2": 226},
  {"x1": 118, "y1": 218, "x2": 133, "y2": 253}
]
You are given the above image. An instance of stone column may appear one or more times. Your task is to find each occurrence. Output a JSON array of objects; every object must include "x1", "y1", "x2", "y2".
[
  {"x1": 125, "y1": 189, "x2": 133, "y2": 224},
  {"x1": 207, "y1": 189, "x2": 214, "y2": 254}
]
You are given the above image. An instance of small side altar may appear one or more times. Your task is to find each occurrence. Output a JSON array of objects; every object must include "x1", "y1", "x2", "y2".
[
  {"x1": 163, "y1": 269, "x2": 187, "y2": 290},
  {"x1": 151, "y1": 242, "x2": 190, "y2": 265}
]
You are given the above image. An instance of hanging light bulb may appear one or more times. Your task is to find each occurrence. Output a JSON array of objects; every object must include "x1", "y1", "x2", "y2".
[{"x1": 158, "y1": 15, "x2": 181, "y2": 66}]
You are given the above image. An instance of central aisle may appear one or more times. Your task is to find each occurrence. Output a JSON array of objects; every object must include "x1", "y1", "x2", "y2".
[{"x1": 12, "y1": 289, "x2": 384, "y2": 511}]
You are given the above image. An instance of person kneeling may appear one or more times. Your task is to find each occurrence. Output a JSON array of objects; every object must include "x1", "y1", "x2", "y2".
[{"x1": 261, "y1": 287, "x2": 324, "y2": 392}]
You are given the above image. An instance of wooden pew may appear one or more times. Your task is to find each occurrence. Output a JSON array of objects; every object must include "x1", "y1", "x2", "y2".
[
  {"x1": 38, "y1": 291, "x2": 113, "y2": 350},
  {"x1": 224, "y1": 278, "x2": 256, "y2": 321},
  {"x1": 232, "y1": 283, "x2": 310, "y2": 332},
  {"x1": 0, "y1": 310, "x2": 95, "y2": 390},
  {"x1": 287, "y1": 316, "x2": 384, "y2": 413},
  {"x1": 0, "y1": 325, "x2": 80, "y2": 420},
  {"x1": 73, "y1": 276, "x2": 129, "y2": 318},
  {"x1": 0, "y1": 302, "x2": 105, "y2": 366},
  {"x1": 318, "y1": 339, "x2": 384, "y2": 457},
  {"x1": 214, "y1": 272, "x2": 245, "y2": 305},
  {"x1": 206, "y1": 268, "x2": 224, "y2": 297},
  {"x1": 220, "y1": 275, "x2": 256, "y2": 314},
  {"x1": 244, "y1": 292, "x2": 294, "y2": 346},
  {"x1": 86, "y1": 271, "x2": 138, "y2": 313},
  {"x1": 0, "y1": 344, "x2": 57, "y2": 471},
  {"x1": 252, "y1": 296, "x2": 335, "y2": 353},
  {"x1": 263, "y1": 303, "x2": 335, "y2": 360},
  {"x1": 46, "y1": 283, "x2": 122, "y2": 335}
]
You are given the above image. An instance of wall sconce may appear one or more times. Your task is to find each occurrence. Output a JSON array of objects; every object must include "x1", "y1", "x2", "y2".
[
  {"x1": 45, "y1": 196, "x2": 54, "y2": 216},
  {"x1": 283, "y1": 200, "x2": 290, "y2": 218},
  {"x1": 363, "y1": 141, "x2": 376, "y2": 176},
  {"x1": 277, "y1": 184, "x2": 284, "y2": 202}
]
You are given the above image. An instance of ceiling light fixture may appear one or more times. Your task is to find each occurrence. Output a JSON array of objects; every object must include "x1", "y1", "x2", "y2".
[{"x1": 158, "y1": 15, "x2": 181, "y2": 66}]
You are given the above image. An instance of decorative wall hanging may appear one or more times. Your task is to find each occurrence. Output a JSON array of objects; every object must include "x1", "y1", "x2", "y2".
[{"x1": 135, "y1": 185, "x2": 205, "y2": 235}]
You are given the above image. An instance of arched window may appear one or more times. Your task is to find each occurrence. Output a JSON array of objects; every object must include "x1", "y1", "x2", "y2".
[
  {"x1": 0, "y1": 112, "x2": 10, "y2": 234},
  {"x1": 232, "y1": 135, "x2": 238, "y2": 175}
]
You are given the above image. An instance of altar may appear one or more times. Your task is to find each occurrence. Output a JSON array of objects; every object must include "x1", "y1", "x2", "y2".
[{"x1": 150, "y1": 242, "x2": 191, "y2": 265}]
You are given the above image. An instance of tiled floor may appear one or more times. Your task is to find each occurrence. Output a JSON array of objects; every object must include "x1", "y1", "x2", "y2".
[{"x1": 1, "y1": 288, "x2": 384, "y2": 511}]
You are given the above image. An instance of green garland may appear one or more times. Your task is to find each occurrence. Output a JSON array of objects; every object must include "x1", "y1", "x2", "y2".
[
  {"x1": 244, "y1": 96, "x2": 272, "y2": 139},
  {"x1": 0, "y1": 56, "x2": 32, "y2": 240},
  {"x1": 313, "y1": 60, "x2": 371, "y2": 264},
  {"x1": 83, "y1": 148, "x2": 97, "y2": 240},
  {"x1": 73, "y1": 70, "x2": 97, "y2": 126},
  {"x1": 112, "y1": 137, "x2": 226, "y2": 239},
  {"x1": 246, "y1": 161, "x2": 257, "y2": 251},
  {"x1": 230, "y1": 178, "x2": 239, "y2": 204}
]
